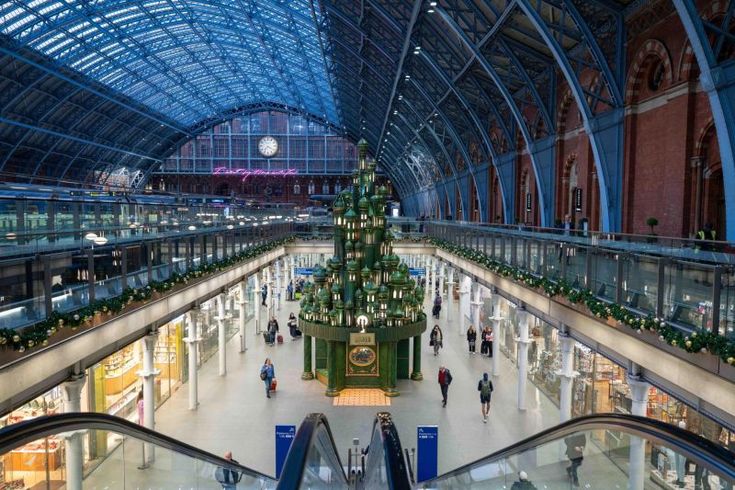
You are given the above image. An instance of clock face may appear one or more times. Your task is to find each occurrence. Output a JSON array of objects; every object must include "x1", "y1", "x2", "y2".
[{"x1": 258, "y1": 136, "x2": 278, "y2": 157}]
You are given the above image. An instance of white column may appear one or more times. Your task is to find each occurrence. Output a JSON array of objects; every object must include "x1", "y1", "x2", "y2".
[
  {"x1": 426, "y1": 258, "x2": 434, "y2": 302},
  {"x1": 253, "y1": 273, "x2": 261, "y2": 334},
  {"x1": 217, "y1": 293, "x2": 227, "y2": 376},
  {"x1": 62, "y1": 374, "x2": 86, "y2": 490},
  {"x1": 458, "y1": 277, "x2": 470, "y2": 336},
  {"x1": 557, "y1": 333, "x2": 578, "y2": 422},
  {"x1": 446, "y1": 274, "x2": 455, "y2": 330},
  {"x1": 265, "y1": 267, "x2": 273, "y2": 323},
  {"x1": 138, "y1": 332, "x2": 159, "y2": 464},
  {"x1": 471, "y1": 284, "x2": 483, "y2": 329},
  {"x1": 627, "y1": 376, "x2": 650, "y2": 490},
  {"x1": 490, "y1": 293, "x2": 502, "y2": 375},
  {"x1": 438, "y1": 264, "x2": 445, "y2": 299},
  {"x1": 184, "y1": 310, "x2": 201, "y2": 410},
  {"x1": 275, "y1": 260, "x2": 282, "y2": 311},
  {"x1": 239, "y1": 281, "x2": 248, "y2": 353},
  {"x1": 515, "y1": 308, "x2": 531, "y2": 410}
]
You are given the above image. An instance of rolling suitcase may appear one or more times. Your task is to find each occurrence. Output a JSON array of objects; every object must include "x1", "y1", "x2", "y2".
[
  {"x1": 270, "y1": 378, "x2": 277, "y2": 391},
  {"x1": 277, "y1": 334, "x2": 284, "y2": 344}
]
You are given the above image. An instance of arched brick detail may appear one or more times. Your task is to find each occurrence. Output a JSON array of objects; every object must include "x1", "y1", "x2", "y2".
[
  {"x1": 678, "y1": 41, "x2": 697, "y2": 81},
  {"x1": 557, "y1": 89, "x2": 574, "y2": 133},
  {"x1": 695, "y1": 119, "x2": 716, "y2": 157},
  {"x1": 625, "y1": 39, "x2": 674, "y2": 103}
]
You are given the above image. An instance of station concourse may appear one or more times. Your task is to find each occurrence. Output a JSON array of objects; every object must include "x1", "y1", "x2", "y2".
[{"x1": 0, "y1": 0, "x2": 734, "y2": 489}]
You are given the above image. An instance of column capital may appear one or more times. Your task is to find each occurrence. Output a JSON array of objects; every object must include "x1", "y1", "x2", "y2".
[
  {"x1": 137, "y1": 367, "x2": 161, "y2": 378},
  {"x1": 62, "y1": 373, "x2": 87, "y2": 400},
  {"x1": 142, "y1": 332, "x2": 158, "y2": 349}
]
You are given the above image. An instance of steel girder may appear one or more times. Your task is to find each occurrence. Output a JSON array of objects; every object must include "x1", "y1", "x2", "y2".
[{"x1": 672, "y1": 0, "x2": 735, "y2": 240}]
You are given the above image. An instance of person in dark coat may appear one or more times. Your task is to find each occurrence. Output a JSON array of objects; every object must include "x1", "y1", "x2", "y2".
[
  {"x1": 432, "y1": 291, "x2": 442, "y2": 319},
  {"x1": 477, "y1": 372, "x2": 494, "y2": 423},
  {"x1": 437, "y1": 366, "x2": 452, "y2": 407},
  {"x1": 267, "y1": 316, "x2": 279, "y2": 345},
  {"x1": 510, "y1": 471, "x2": 537, "y2": 490},
  {"x1": 261, "y1": 284, "x2": 268, "y2": 306},
  {"x1": 430, "y1": 325, "x2": 443, "y2": 356},
  {"x1": 466, "y1": 325, "x2": 477, "y2": 354},
  {"x1": 565, "y1": 433, "x2": 586, "y2": 487},
  {"x1": 287, "y1": 312, "x2": 301, "y2": 339},
  {"x1": 260, "y1": 358, "x2": 275, "y2": 398}
]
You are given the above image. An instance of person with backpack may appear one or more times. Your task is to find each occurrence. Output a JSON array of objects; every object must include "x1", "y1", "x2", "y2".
[
  {"x1": 267, "y1": 316, "x2": 279, "y2": 345},
  {"x1": 477, "y1": 372, "x2": 494, "y2": 422},
  {"x1": 438, "y1": 366, "x2": 452, "y2": 407},
  {"x1": 261, "y1": 284, "x2": 268, "y2": 306},
  {"x1": 260, "y1": 358, "x2": 275, "y2": 398},
  {"x1": 215, "y1": 451, "x2": 243, "y2": 490}
]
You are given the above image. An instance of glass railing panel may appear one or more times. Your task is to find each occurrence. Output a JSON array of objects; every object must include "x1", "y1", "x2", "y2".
[
  {"x1": 563, "y1": 245, "x2": 587, "y2": 288},
  {"x1": 662, "y1": 261, "x2": 714, "y2": 332},
  {"x1": 589, "y1": 250, "x2": 617, "y2": 303},
  {"x1": 720, "y1": 268, "x2": 735, "y2": 339},
  {"x1": 52, "y1": 283, "x2": 89, "y2": 314},
  {"x1": 503, "y1": 236, "x2": 512, "y2": 264},
  {"x1": 0, "y1": 296, "x2": 45, "y2": 329},
  {"x1": 528, "y1": 241, "x2": 542, "y2": 274},
  {"x1": 0, "y1": 419, "x2": 277, "y2": 490},
  {"x1": 620, "y1": 255, "x2": 659, "y2": 316},
  {"x1": 515, "y1": 239, "x2": 526, "y2": 268},
  {"x1": 419, "y1": 424, "x2": 735, "y2": 489},
  {"x1": 543, "y1": 242, "x2": 562, "y2": 280}
]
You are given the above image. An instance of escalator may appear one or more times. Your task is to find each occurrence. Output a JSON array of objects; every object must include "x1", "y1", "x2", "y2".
[{"x1": 0, "y1": 413, "x2": 733, "y2": 489}]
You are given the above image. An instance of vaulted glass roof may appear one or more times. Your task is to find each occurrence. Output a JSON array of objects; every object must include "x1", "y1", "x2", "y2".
[{"x1": 0, "y1": 0, "x2": 339, "y2": 126}]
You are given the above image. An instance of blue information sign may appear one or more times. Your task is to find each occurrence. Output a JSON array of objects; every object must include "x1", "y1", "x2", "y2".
[
  {"x1": 294, "y1": 267, "x2": 313, "y2": 276},
  {"x1": 417, "y1": 425, "x2": 438, "y2": 482},
  {"x1": 408, "y1": 268, "x2": 425, "y2": 276},
  {"x1": 275, "y1": 425, "x2": 296, "y2": 478}
]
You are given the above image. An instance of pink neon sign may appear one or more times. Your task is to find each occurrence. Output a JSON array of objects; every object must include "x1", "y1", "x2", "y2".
[{"x1": 213, "y1": 167, "x2": 298, "y2": 181}]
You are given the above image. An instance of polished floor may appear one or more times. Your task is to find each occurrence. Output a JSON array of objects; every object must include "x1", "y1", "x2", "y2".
[{"x1": 81, "y1": 293, "x2": 645, "y2": 488}]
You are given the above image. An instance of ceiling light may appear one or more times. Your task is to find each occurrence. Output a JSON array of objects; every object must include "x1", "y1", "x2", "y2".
[
  {"x1": 427, "y1": 8, "x2": 434, "y2": 13},
  {"x1": 430, "y1": 1, "x2": 437, "y2": 6}
]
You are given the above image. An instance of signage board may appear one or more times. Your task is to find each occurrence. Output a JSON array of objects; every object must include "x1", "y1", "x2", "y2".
[
  {"x1": 349, "y1": 332, "x2": 375, "y2": 345},
  {"x1": 417, "y1": 425, "x2": 438, "y2": 482},
  {"x1": 275, "y1": 425, "x2": 296, "y2": 478}
]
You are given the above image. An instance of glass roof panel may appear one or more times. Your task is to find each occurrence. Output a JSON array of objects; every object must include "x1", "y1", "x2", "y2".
[{"x1": 0, "y1": 0, "x2": 340, "y2": 128}]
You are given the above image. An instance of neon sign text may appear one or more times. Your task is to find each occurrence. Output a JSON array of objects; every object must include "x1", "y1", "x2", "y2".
[{"x1": 213, "y1": 167, "x2": 298, "y2": 181}]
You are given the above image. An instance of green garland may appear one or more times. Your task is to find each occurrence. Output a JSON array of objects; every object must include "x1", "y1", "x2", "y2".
[
  {"x1": 427, "y1": 237, "x2": 735, "y2": 365},
  {"x1": 0, "y1": 237, "x2": 294, "y2": 352}
]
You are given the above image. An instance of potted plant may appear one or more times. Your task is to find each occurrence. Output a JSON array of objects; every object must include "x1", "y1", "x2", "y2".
[{"x1": 646, "y1": 217, "x2": 659, "y2": 243}]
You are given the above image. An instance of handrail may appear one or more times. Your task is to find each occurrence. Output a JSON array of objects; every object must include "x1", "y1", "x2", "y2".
[
  {"x1": 276, "y1": 412, "x2": 348, "y2": 490},
  {"x1": 0, "y1": 412, "x2": 276, "y2": 482},
  {"x1": 361, "y1": 412, "x2": 412, "y2": 490},
  {"x1": 419, "y1": 413, "x2": 735, "y2": 485}
]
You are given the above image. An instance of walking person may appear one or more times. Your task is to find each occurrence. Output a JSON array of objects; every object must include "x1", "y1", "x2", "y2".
[
  {"x1": 286, "y1": 281, "x2": 294, "y2": 301},
  {"x1": 432, "y1": 291, "x2": 442, "y2": 319},
  {"x1": 267, "y1": 316, "x2": 279, "y2": 345},
  {"x1": 466, "y1": 325, "x2": 477, "y2": 354},
  {"x1": 480, "y1": 326, "x2": 490, "y2": 356},
  {"x1": 287, "y1": 312, "x2": 301, "y2": 339},
  {"x1": 485, "y1": 326, "x2": 494, "y2": 358},
  {"x1": 215, "y1": 451, "x2": 242, "y2": 490},
  {"x1": 437, "y1": 366, "x2": 452, "y2": 407},
  {"x1": 261, "y1": 284, "x2": 268, "y2": 306},
  {"x1": 477, "y1": 372, "x2": 494, "y2": 423},
  {"x1": 565, "y1": 432, "x2": 586, "y2": 487},
  {"x1": 430, "y1": 325, "x2": 443, "y2": 356},
  {"x1": 260, "y1": 358, "x2": 275, "y2": 398}
]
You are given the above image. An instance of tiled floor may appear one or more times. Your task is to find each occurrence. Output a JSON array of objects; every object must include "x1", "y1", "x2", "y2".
[
  {"x1": 332, "y1": 389, "x2": 391, "y2": 407},
  {"x1": 82, "y1": 294, "x2": 641, "y2": 487}
]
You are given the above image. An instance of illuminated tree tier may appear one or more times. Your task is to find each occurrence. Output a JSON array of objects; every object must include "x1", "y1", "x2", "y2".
[{"x1": 299, "y1": 139, "x2": 426, "y2": 396}]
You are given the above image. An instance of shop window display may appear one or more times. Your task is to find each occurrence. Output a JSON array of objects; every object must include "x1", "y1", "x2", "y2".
[{"x1": 527, "y1": 319, "x2": 561, "y2": 406}]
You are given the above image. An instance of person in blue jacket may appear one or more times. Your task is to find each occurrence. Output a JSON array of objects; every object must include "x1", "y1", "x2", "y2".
[{"x1": 260, "y1": 358, "x2": 275, "y2": 398}]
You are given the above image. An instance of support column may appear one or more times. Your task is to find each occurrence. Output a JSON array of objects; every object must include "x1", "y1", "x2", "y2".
[
  {"x1": 138, "y1": 332, "x2": 159, "y2": 464},
  {"x1": 302, "y1": 335, "x2": 314, "y2": 379},
  {"x1": 557, "y1": 332, "x2": 578, "y2": 423},
  {"x1": 217, "y1": 293, "x2": 227, "y2": 376},
  {"x1": 275, "y1": 260, "x2": 282, "y2": 311},
  {"x1": 515, "y1": 308, "x2": 530, "y2": 410},
  {"x1": 62, "y1": 374, "x2": 86, "y2": 490},
  {"x1": 446, "y1": 277, "x2": 455, "y2": 330},
  {"x1": 253, "y1": 273, "x2": 261, "y2": 335},
  {"x1": 410, "y1": 334, "x2": 423, "y2": 380},
  {"x1": 439, "y1": 264, "x2": 445, "y2": 299},
  {"x1": 238, "y1": 281, "x2": 247, "y2": 353},
  {"x1": 325, "y1": 340, "x2": 339, "y2": 396},
  {"x1": 184, "y1": 310, "x2": 201, "y2": 410},
  {"x1": 490, "y1": 293, "x2": 502, "y2": 376},
  {"x1": 627, "y1": 375, "x2": 650, "y2": 490},
  {"x1": 471, "y1": 284, "x2": 483, "y2": 328},
  {"x1": 265, "y1": 266, "x2": 273, "y2": 327},
  {"x1": 458, "y1": 278, "x2": 469, "y2": 336}
]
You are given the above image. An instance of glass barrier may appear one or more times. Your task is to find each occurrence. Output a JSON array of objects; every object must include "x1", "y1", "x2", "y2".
[
  {"x1": 418, "y1": 415, "x2": 735, "y2": 489},
  {"x1": 361, "y1": 413, "x2": 411, "y2": 490},
  {"x1": 0, "y1": 414, "x2": 277, "y2": 490}
]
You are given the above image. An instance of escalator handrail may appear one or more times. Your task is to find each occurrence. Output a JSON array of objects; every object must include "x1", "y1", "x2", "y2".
[
  {"x1": 419, "y1": 413, "x2": 735, "y2": 484},
  {"x1": 362, "y1": 412, "x2": 412, "y2": 490},
  {"x1": 276, "y1": 412, "x2": 348, "y2": 490},
  {"x1": 0, "y1": 412, "x2": 275, "y2": 482}
]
